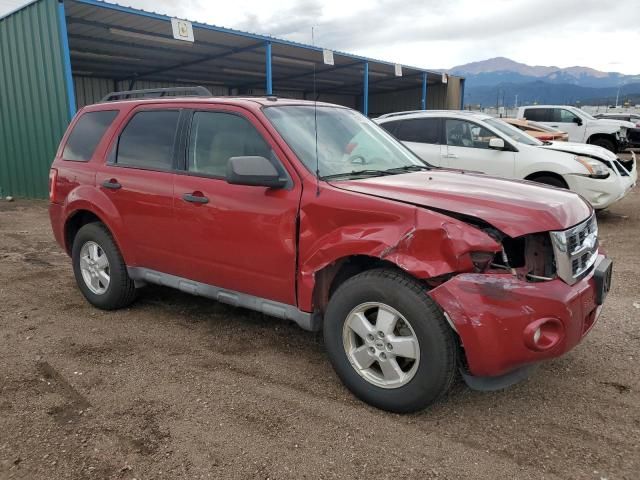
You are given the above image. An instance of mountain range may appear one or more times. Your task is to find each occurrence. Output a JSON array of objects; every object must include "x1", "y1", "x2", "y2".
[{"x1": 446, "y1": 57, "x2": 640, "y2": 107}]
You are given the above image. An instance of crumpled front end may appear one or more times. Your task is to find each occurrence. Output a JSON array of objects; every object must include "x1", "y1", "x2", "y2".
[{"x1": 429, "y1": 214, "x2": 611, "y2": 379}]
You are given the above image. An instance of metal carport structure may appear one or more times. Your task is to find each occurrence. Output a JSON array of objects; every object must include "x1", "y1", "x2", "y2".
[{"x1": 0, "y1": 0, "x2": 464, "y2": 197}]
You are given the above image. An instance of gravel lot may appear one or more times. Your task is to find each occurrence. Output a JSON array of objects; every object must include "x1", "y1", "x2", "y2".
[{"x1": 1, "y1": 185, "x2": 639, "y2": 479}]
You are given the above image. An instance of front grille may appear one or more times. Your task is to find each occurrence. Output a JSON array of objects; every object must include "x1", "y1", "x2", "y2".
[{"x1": 550, "y1": 214, "x2": 599, "y2": 285}]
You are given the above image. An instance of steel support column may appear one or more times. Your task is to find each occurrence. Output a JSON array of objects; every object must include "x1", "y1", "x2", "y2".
[
  {"x1": 57, "y1": 1, "x2": 76, "y2": 119},
  {"x1": 421, "y1": 72, "x2": 428, "y2": 110},
  {"x1": 265, "y1": 41, "x2": 273, "y2": 95},
  {"x1": 363, "y1": 61, "x2": 369, "y2": 116}
]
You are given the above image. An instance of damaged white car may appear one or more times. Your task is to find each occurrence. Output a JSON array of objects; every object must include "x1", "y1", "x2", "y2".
[{"x1": 375, "y1": 111, "x2": 637, "y2": 210}]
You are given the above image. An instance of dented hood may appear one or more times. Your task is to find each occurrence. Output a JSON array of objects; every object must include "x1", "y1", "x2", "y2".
[
  {"x1": 540, "y1": 141, "x2": 617, "y2": 161},
  {"x1": 337, "y1": 171, "x2": 592, "y2": 237}
]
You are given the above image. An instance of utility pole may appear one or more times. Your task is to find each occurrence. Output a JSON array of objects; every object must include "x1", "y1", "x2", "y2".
[{"x1": 515, "y1": 94, "x2": 518, "y2": 109}]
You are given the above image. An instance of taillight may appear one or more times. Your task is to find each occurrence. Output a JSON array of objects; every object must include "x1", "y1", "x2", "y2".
[
  {"x1": 537, "y1": 135, "x2": 553, "y2": 141},
  {"x1": 49, "y1": 168, "x2": 58, "y2": 203},
  {"x1": 636, "y1": 122, "x2": 640, "y2": 128}
]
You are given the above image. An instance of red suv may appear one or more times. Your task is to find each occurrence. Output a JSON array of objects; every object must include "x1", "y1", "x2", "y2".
[{"x1": 49, "y1": 88, "x2": 612, "y2": 412}]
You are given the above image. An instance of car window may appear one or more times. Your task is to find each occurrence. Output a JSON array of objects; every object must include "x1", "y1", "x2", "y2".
[
  {"x1": 445, "y1": 119, "x2": 498, "y2": 149},
  {"x1": 523, "y1": 108, "x2": 552, "y2": 122},
  {"x1": 63, "y1": 110, "x2": 118, "y2": 161},
  {"x1": 393, "y1": 118, "x2": 440, "y2": 144},
  {"x1": 187, "y1": 111, "x2": 272, "y2": 177},
  {"x1": 558, "y1": 109, "x2": 578, "y2": 123},
  {"x1": 116, "y1": 110, "x2": 180, "y2": 170}
]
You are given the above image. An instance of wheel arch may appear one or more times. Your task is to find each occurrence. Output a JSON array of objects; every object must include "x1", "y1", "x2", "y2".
[
  {"x1": 62, "y1": 187, "x2": 134, "y2": 264},
  {"x1": 524, "y1": 171, "x2": 569, "y2": 188},
  {"x1": 587, "y1": 133, "x2": 617, "y2": 150}
]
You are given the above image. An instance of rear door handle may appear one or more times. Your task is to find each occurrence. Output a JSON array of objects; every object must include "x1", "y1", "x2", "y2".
[
  {"x1": 102, "y1": 179, "x2": 121, "y2": 190},
  {"x1": 443, "y1": 153, "x2": 458, "y2": 159},
  {"x1": 183, "y1": 193, "x2": 209, "y2": 204}
]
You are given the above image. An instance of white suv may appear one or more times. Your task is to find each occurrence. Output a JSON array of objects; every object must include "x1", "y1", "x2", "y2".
[
  {"x1": 517, "y1": 105, "x2": 633, "y2": 153},
  {"x1": 375, "y1": 110, "x2": 636, "y2": 210}
]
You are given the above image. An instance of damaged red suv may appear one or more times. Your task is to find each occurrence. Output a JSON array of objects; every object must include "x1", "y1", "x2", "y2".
[{"x1": 49, "y1": 88, "x2": 613, "y2": 412}]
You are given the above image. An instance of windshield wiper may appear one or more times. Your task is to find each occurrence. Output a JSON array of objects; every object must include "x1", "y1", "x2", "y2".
[
  {"x1": 320, "y1": 169, "x2": 396, "y2": 180},
  {"x1": 384, "y1": 164, "x2": 431, "y2": 173}
]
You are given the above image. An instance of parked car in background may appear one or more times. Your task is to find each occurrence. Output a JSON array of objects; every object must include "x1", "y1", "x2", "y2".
[
  {"x1": 593, "y1": 113, "x2": 640, "y2": 148},
  {"x1": 376, "y1": 110, "x2": 636, "y2": 209},
  {"x1": 503, "y1": 118, "x2": 568, "y2": 141},
  {"x1": 517, "y1": 105, "x2": 633, "y2": 152},
  {"x1": 50, "y1": 89, "x2": 613, "y2": 413}
]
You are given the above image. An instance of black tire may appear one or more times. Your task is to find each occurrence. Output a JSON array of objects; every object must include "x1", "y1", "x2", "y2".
[
  {"x1": 590, "y1": 137, "x2": 615, "y2": 153},
  {"x1": 323, "y1": 268, "x2": 457, "y2": 413},
  {"x1": 71, "y1": 222, "x2": 137, "y2": 310},
  {"x1": 530, "y1": 175, "x2": 568, "y2": 189}
]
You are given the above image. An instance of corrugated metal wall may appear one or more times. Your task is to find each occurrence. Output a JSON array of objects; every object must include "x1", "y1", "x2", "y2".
[
  {"x1": 445, "y1": 77, "x2": 461, "y2": 109},
  {"x1": 369, "y1": 83, "x2": 453, "y2": 117},
  {"x1": 0, "y1": 0, "x2": 71, "y2": 198}
]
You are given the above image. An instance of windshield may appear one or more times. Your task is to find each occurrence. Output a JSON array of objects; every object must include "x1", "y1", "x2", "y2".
[
  {"x1": 485, "y1": 118, "x2": 543, "y2": 146},
  {"x1": 263, "y1": 105, "x2": 428, "y2": 179}
]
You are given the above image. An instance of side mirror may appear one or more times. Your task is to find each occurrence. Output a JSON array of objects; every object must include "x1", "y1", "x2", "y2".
[
  {"x1": 226, "y1": 156, "x2": 288, "y2": 188},
  {"x1": 488, "y1": 137, "x2": 505, "y2": 150},
  {"x1": 573, "y1": 117, "x2": 583, "y2": 126}
]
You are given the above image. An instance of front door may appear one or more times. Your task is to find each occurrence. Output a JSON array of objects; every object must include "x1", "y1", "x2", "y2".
[
  {"x1": 549, "y1": 108, "x2": 586, "y2": 142},
  {"x1": 172, "y1": 107, "x2": 301, "y2": 306},
  {"x1": 443, "y1": 119, "x2": 515, "y2": 177}
]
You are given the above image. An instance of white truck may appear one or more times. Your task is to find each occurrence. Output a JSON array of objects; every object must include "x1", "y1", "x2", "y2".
[{"x1": 516, "y1": 105, "x2": 633, "y2": 153}]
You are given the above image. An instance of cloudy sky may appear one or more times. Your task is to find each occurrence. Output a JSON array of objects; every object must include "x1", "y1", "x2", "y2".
[{"x1": 1, "y1": 0, "x2": 638, "y2": 74}]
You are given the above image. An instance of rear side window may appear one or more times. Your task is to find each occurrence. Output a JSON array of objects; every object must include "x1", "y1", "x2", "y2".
[
  {"x1": 523, "y1": 108, "x2": 552, "y2": 122},
  {"x1": 116, "y1": 110, "x2": 180, "y2": 170},
  {"x1": 187, "y1": 111, "x2": 272, "y2": 177},
  {"x1": 62, "y1": 110, "x2": 118, "y2": 161},
  {"x1": 393, "y1": 118, "x2": 441, "y2": 144}
]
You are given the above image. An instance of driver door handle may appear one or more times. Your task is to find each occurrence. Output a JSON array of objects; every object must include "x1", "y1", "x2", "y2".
[
  {"x1": 443, "y1": 153, "x2": 458, "y2": 159},
  {"x1": 102, "y1": 179, "x2": 121, "y2": 190},
  {"x1": 183, "y1": 192, "x2": 209, "y2": 204}
]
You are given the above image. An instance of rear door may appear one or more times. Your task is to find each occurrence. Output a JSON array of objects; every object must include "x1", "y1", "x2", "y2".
[
  {"x1": 172, "y1": 106, "x2": 301, "y2": 305},
  {"x1": 388, "y1": 118, "x2": 445, "y2": 166},
  {"x1": 443, "y1": 118, "x2": 515, "y2": 177},
  {"x1": 95, "y1": 107, "x2": 181, "y2": 274}
]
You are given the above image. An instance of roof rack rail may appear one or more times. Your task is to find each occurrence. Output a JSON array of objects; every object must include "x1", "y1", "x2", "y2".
[
  {"x1": 101, "y1": 86, "x2": 212, "y2": 102},
  {"x1": 376, "y1": 110, "x2": 426, "y2": 119}
]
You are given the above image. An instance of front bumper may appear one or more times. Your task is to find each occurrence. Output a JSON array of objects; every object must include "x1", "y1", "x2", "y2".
[
  {"x1": 429, "y1": 255, "x2": 609, "y2": 378},
  {"x1": 563, "y1": 158, "x2": 636, "y2": 209}
]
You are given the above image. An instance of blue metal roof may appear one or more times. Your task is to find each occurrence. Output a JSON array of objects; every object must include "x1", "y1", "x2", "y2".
[{"x1": 71, "y1": 0, "x2": 449, "y2": 77}]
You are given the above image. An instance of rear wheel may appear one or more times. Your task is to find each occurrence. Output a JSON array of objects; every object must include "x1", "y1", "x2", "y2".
[
  {"x1": 323, "y1": 268, "x2": 457, "y2": 413},
  {"x1": 72, "y1": 223, "x2": 137, "y2": 310},
  {"x1": 590, "y1": 137, "x2": 615, "y2": 152}
]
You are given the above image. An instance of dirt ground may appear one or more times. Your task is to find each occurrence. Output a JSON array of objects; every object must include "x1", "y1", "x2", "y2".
[{"x1": 1, "y1": 188, "x2": 639, "y2": 480}]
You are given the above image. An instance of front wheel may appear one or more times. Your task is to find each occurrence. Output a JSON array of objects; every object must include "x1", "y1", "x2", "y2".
[
  {"x1": 323, "y1": 269, "x2": 457, "y2": 413},
  {"x1": 590, "y1": 137, "x2": 615, "y2": 153},
  {"x1": 530, "y1": 175, "x2": 568, "y2": 189}
]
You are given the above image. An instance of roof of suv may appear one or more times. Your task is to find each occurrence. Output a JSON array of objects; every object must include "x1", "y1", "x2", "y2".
[
  {"x1": 375, "y1": 110, "x2": 494, "y2": 122},
  {"x1": 86, "y1": 96, "x2": 343, "y2": 111}
]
